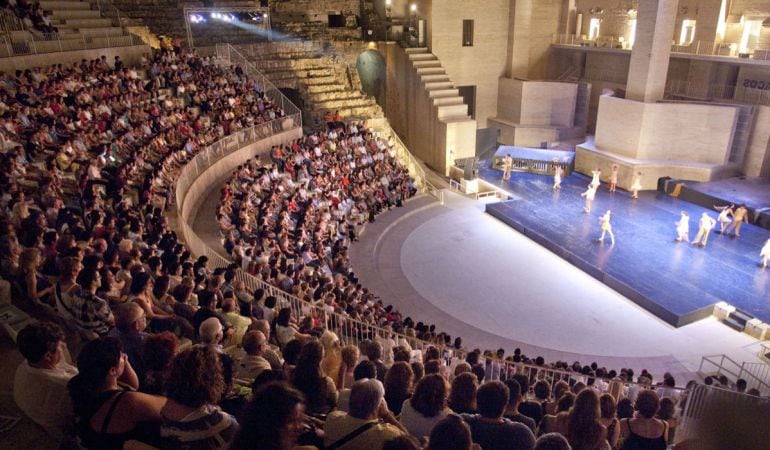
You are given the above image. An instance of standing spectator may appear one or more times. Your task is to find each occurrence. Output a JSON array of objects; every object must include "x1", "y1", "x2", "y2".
[
  {"x1": 13, "y1": 322, "x2": 78, "y2": 440},
  {"x1": 513, "y1": 374, "x2": 544, "y2": 426},
  {"x1": 461, "y1": 381, "x2": 535, "y2": 450},
  {"x1": 618, "y1": 390, "x2": 667, "y2": 450},
  {"x1": 504, "y1": 378, "x2": 537, "y2": 433},
  {"x1": 160, "y1": 346, "x2": 239, "y2": 448}
]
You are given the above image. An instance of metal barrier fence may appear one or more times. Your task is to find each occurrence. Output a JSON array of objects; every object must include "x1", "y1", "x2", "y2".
[
  {"x1": 676, "y1": 383, "x2": 769, "y2": 444},
  {"x1": 0, "y1": 32, "x2": 143, "y2": 58},
  {"x1": 699, "y1": 353, "x2": 770, "y2": 395}
]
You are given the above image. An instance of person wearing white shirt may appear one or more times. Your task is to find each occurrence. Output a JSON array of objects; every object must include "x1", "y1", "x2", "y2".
[{"x1": 13, "y1": 322, "x2": 78, "y2": 440}]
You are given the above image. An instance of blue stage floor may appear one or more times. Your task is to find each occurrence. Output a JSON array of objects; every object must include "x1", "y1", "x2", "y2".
[{"x1": 481, "y1": 165, "x2": 770, "y2": 327}]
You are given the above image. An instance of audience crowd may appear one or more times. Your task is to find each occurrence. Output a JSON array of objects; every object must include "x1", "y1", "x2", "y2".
[
  {"x1": 2, "y1": 0, "x2": 57, "y2": 35},
  {"x1": 1, "y1": 46, "x2": 762, "y2": 450}
]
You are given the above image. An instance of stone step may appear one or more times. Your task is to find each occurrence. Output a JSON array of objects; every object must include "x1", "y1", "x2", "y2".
[
  {"x1": 433, "y1": 97, "x2": 466, "y2": 106},
  {"x1": 416, "y1": 67, "x2": 446, "y2": 75},
  {"x1": 313, "y1": 98, "x2": 377, "y2": 110},
  {"x1": 405, "y1": 47, "x2": 429, "y2": 54},
  {"x1": 437, "y1": 103, "x2": 469, "y2": 119},
  {"x1": 302, "y1": 76, "x2": 339, "y2": 86},
  {"x1": 40, "y1": 1, "x2": 93, "y2": 11},
  {"x1": 58, "y1": 17, "x2": 114, "y2": 28},
  {"x1": 412, "y1": 60, "x2": 442, "y2": 69},
  {"x1": 79, "y1": 27, "x2": 126, "y2": 36},
  {"x1": 305, "y1": 84, "x2": 342, "y2": 94},
  {"x1": 424, "y1": 81, "x2": 454, "y2": 90},
  {"x1": 420, "y1": 74, "x2": 450, "y2": 83},
  {"x1": 51, "y1": 9, "x2": 101, "y2": 19},
  {"x1": 253, "y1": 58, "x2": 329, "y2": 71},
  {"x1": 261, "y1": 68, "x2": 335, "y2": 80},
  {"x1": 307, "y1": 91, "x2": 363, "y2": 102},
  {"x1": 428, "y1": 88, "x2": 460, "y2": 98},
  {"x1": 408, "y1": 53, "x2": 436, "y2": 61}
]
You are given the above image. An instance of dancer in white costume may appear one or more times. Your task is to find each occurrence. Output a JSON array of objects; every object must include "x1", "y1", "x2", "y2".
[
  {"x1": 502, "y1": 154, "x2": 512, "y2": 181},
  {"x1": 714, "y1": 204, "x2": 734, "y2": 234},
  {"x1": 581, "y1": 183, "x2": 598, "y2": 213},
  {"x1": 675, "y1": 211, "x2": 690, "y2": 243},
  {"x1": 591, "y1": 169, "x2": 601, "y2": 188},
  {"x1": 553, "y1": 165, "x2": 563, "y2": 191},
  {"x1": 761, "y1": 239, "x2": 770, "y2": 268},
  {"x1": 630, "y1": 172, "x2": 642, "y2": 199},
  {"x1": 598, "y1": 210, "x2": 615, "y2": 245},
  {"x1": 692, "y1": 213, "x2": 716, "y2": 247},
  {"x1": 608, "y1": 165, "x2": 619, "y2": 193}
]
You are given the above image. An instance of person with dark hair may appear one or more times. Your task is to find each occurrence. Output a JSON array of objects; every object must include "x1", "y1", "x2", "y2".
[
  {"x1": 427, "y1": 413, "x2": 481, "y2": 450},
  {"x1": 383, "y1": 435, "x2": 422, "y2": 450},
  {"x1": 69, "y1": 266, "x2": 115, "y2": 336},
  {"x1": 235, "y1": 330, "x2": 271, "y2": 384},
  {"x1": 566, "y1": 389, "x2": 608, "y2": 450},
  {"x1": 140, "y1": 331, "x2": 178, "y2": 395},
  {"x1": 291, "y1": 339, "x2": 338, "y2": 416},
  {"x1": 231, "y1": 382, "x2": 307, "y2": 450},
  {"x1": 618, "y1": 390, "x2": 667, "y2": 450},
  {"x1": 384, "y1": 361, "x2": 414, "y2": 415},
  {"x1": 282, "y1": 338, "x2": 304, "y2": 378},
  {"x1": 461, "y1": 381, "x2": 535, "y2": 450},
  {"x1": 399, "y1": 373, "x2": 450, "y2": 439},
  {"x1": 513, "y1": 373, "x2": 543, "y2": 426},
  {"x1": 107, "y1": 302, "x2": 149, "y2": 377},
  {"x1": 534, "y1": 433, "x2": 572, "y2": 450},
  {"x1": 598, "y1": 393, "x2": 620, "y2": 449},
  {"x1": 68, "y1": 337, "x2": 166, "y2": 449},
  {"x1": 449, "y1": 372, "x2": 478, "y2": 414},
  {"x1": 539, "y1": 393, "x2": 575, "y2": 436},
  {"x1": 160, "y1": 346, "x2": 239, "y2": 448},
  {"x1": 338, "y1": 359, "x2": 378, "y2": 412},
  {"x1": 655, "y1": 397, "x2": 678, "y2": 446},
  {"x1": 503, "y1": 378, "x2": 537, "y2": 433},
  {"x1": 275, "y1": 307, "x2": 310, "y2": 349},
  {"x1": 615, "y1": 398, "x2": 634, "y2": 420},
  {"x1": 14, "y1": 322, "x2": 78, "y2": 439},
  {"x1": 366, "y1": 340, "x2": 387, "y2": 381}
]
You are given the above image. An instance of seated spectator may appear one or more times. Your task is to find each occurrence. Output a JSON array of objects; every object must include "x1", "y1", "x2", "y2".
[
  {"x1": 540, "y1": 393, "x2": 574, "y2": 436},
  {"x1": 615, "y1": 398, "x2": 634, "y2": 421},
  {"x1": 618, "y1": 390, "x2": 667, "y2": 450},
  {"x1": 339, "y1": 359, "x2": 377, "y2": 412},
  {"x1": 140, "y1": 331, "x2": 178, "y2": 395},
  {"x1": 566, "y1": 389, "x2": 608, "y2": 450},
  {"x1": 399, "y1": 373, "x2": 450, "y2": 439},
  {"x1": 513, "y1": 374, "x2": 543, "y2": 426},
  {"x1": 321, "y1": 330, "x2": 344, "y2": 388},
  {"x1": 218, "y1": 293, "x2": 252, "y2": 344},
  {"x1": 231, "y1": 381, "x2": 312, "y2": 450},
  {"x1": 160, "y1": 346, "x2": 239, "y2": 448},
  {"x1": 324, "y1": 379, "x2": 407, "y2": 449},
  {"x1": 69, "y1": 266, "x2": 115, "y2": 336},
  {"x1": 545, "y1": 382, "x2": 570, "y2": 415},
  {"x1": 234, "y1": 330, "x2": 271, "y2": 384},
  {"x1": 384, "y1": 361, "x2": 414, "y2": 416},
  {"x1": 598, "y1": 394, "x2": 620, "y2": 449},
  {"x1": 534, "y1": 433, "x2": 572, "y2": 450},
  {"x1": 383, "y1": 435, "x2": 422, "y2": 450},
  {"x1": 67, "y1": 337, "x2": 166, "y2": 449},
  {"x1": 340, "y1": 344, "x2": 360, "y2": 389},
  {"x1": 449, "y1": 372, "x2": 478, "y2": 414},
  {"x1": 275, "y1": 307, "x2": 310, "y2": 349},
  {"x1": 504, "y1": 378, "x2": 537, "y2": 433},
  {"x1": 461, "y1": 380, "x2": 535, "y2": 450},
  {"x1": 13, "y1": 322, "x2": 78, "y2": 440},
  {"x1": 426, "y1": 413, "x2": 482, "y2": 450},
  {"x1": 655, "y1": 376, "x2": 679, "y2": 404},
  {"x1": 252, "y1": 319, "x2": 283, "y2": 370},
  {"x1": 107, "y1": 302, "x2": 149, "y2": 377},
  {"x1": 291, "y1": 339, "x2": 338, "y2": 417}
]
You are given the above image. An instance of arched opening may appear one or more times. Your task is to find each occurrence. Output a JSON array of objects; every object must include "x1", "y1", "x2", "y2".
[{"x1": 355, "y1": 49, "x2": 386, "y2": 105}]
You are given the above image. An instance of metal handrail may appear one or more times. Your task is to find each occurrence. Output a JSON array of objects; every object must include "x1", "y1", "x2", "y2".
[
  {"x1": 699, "y1": 354, "x2": 770, "y2": 394},
  {"x1": 0, "y1": 9, "x2": 24, "y2": 33},
  {"x1": 0, "y1": 31, "x2": 142, "y2": 58},
  {"x1": 215, "y1": 43, "x2": 302, "y2": 125},
  {"x1": 94, "y1": 0, "x2": 123, "y2": 27}
]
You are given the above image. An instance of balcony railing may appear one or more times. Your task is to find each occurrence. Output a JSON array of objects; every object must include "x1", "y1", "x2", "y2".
[{"x1": 0, "y1": 32, "x2": 144, "y2": 58}]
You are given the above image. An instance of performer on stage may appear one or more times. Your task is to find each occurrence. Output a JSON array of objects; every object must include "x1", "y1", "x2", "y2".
[
  {"x1": 692, "y1": 212, "x2": 716, "y2": 247},
  {"x1": 591, "y1": 168, "x2": 601, "y2": 188},
  {"x1": 630, "y1": 172, "x2": 642, "y2": 199},
  {"x1": 725, "y1": 204, "x2": 748, "y2": 237},
  {"x1": 675, "y1": 211, "x2": 690, "y2": 243},
  {"x1": 761, "y1": 239, "x2": 770, "y2": 268},
  {"x1": 581, "y1": 183, "x2": 598, "y2": 213},
  {"x1": 553, "y1": 164, "x2": 563, "y2": 191},
  {"x1": 598, "y1": 210, "x2": 615, "y2": 245},
  {"x1": 714, "y1": 204, "x2": 734, "y2": 234},
  {"x1": 608, "y1": 164, "x2": 619, "y2": 193},
  {"x1": 502, "y1": 154, "x2": 512, "y2": 181}
]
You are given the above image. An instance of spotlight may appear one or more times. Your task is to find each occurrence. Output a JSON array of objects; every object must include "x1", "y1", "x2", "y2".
[
  {"x1": 211, "y1": 12, "x2": 219, "y2": 19},
  {"x1": 410, "y1": 3, "x2": 417, "y2": 12}
]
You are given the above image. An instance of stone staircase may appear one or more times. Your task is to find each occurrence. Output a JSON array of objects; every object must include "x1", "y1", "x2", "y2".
[
  {"x1": 239, "y1": 43, "x2": 384, "y2": 130},
  {"x1": 403, "y1": 47, "x2": 472, "y2": 121}
]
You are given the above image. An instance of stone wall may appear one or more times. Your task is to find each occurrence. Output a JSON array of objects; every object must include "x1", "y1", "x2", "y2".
[{"x1": 270, "y1": 0, "x2": 363, "y2": 41}]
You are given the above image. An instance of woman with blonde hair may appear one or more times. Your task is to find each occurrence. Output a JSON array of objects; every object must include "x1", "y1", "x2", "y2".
[
  {"x1": 320, "y1": 330, "x2": 344, "y2": 388},
  {"x1": 340, "y1": 345, "x2": 359, "y2": 389}
]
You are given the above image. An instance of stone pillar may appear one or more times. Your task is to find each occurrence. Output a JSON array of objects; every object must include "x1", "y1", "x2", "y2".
[
  {"x1": 506, "y1": 0, "x2": 532, "y2": 79},
  {"x1": 693, "y1": 0, "x2": 724, "y2": 44},
  {"x1": 625, "y1": 0, "x2": 677, "y2": 103}
]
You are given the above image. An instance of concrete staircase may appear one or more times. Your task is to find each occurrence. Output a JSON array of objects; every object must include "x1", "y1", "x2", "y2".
[
  {"x1": 403, "y1": 47, "x2": 472, "y2": 123},
  {"x1": 239, "y1": 43, "x2": 384, "y2": 130}
]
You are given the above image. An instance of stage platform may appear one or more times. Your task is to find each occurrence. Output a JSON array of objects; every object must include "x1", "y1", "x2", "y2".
[{"x1": 480, "y1": 164, "x2": 770, "y2": 327}]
